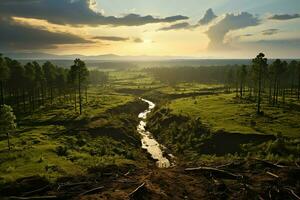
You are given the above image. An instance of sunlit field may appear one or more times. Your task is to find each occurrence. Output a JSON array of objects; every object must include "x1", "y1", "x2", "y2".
[{"x1": 1, "y1": 0, "x2": 300, "y2": 198}]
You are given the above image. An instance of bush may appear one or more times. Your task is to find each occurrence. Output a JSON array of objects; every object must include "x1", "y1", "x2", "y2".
[{"x1": 55, "y1": 146, "x2": 68, "y2": 156}]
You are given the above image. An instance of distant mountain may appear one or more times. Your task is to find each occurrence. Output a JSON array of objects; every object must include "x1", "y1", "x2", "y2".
[
  {"x1": 2, "y1": 52, "x2": 123, "y2": 60},
  {"x1": 1, "y1": 52, "x2": 194, "y2": 61}
]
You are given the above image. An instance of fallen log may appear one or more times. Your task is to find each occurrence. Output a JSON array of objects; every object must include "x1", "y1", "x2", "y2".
[
  {"x1": 129, "y1": 182, "x2": 146, "y2": 197},
  {"x1": 22, "y1": 185, "x2": 50, "y2": 196},
  {"x1": 79, "y1": 186, "x2": 104, "y2": 196},
  {"x1": 9, "y1": 196, "x2": 57, "y2": 200},
  {"x1": 215, "y1": 161, "x2": 245, "y2": 169},
  {"x1": 185, "y1": 166, "x2": 243, "y2": 180},
  {"x1": 57, "y1": 181, "x2": 92, "y2": 190}
]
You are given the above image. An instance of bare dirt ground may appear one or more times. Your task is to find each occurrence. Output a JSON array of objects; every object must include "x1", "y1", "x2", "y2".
[{"x1": 2, "y1": 159, "x2": 299, "y2": 200}]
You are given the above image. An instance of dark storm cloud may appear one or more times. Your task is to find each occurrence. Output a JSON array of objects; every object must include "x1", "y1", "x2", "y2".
[
  {"x1": 206, "y1": 12, "x2": 260, "y2": 50},
  {"x1": 158, "y1": 22, "x2": 192, "y2": 31},
  {"x1": 0, "y1": 0, "x2": 188, "y2": 26},
  {"x1": 93, "y1": 36, "x2": 129, "y2": 41},
  {"x1": 262, "y1": 29, "x2": 279, "y2": 35},
  {"x1": 199, "y1": 8, "x2": 217, "y2": 25},
  {"x1": 0, "y1": 16, "x2": 91, "y2": 50},
  {"x1": 269, "y1": 14, "x2": 300, "y2": 20}
]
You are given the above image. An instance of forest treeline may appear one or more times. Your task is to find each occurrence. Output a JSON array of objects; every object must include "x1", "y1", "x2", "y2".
[
  {"x1": 146, "y1": 53, "x2": 300, "y2": 113},
  {"x1": 0, "y1": 54, "x2": 108, "y2": 115}
]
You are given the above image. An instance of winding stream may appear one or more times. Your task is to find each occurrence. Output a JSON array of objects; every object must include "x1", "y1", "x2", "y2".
[{"x1": 137, "y1": 98, "x2": 173, "y2": 168}]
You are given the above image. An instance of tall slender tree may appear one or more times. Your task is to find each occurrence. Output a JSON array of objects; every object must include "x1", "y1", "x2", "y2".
[
  {"x1": 0, "y1": 54, "x2": 9, "y2": 105},
  {"x1": 69, "y1": 59, "x2": 89, "y2": 115},
  {"x1": 252, "y1": 53, "x2": 268, "y2": 114},
  {"x1": 42, "y1": 61, "x2": 56, "y2": 105},
  {"x1": 239, "y1": 65, "x2": 247, "y2": 97}
]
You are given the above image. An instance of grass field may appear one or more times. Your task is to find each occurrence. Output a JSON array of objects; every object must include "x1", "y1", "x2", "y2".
[
  {"x1": 1, "y1": 69, "x2": 300, "y2": 186},
  {"x1": 168, "y1": 93, "x2": 300, "y2": 137},
  {"x1": 0, "y1": 83, "x2": 146, "y2": 184}
]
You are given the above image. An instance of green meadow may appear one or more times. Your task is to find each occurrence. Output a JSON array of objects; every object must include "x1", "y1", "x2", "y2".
[{"x1": 168, "y1": 93, "x2": 300, "y2": 138}]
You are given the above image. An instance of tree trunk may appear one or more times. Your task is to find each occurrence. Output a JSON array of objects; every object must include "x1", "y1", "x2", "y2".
[
  {"x1": 41, "y1": 85, "x2": 45, "y2": 105},
  {"x1": 257, "y1": 68, "x2": 262, "y2": 114},
  {"x1": 78, "y1": 72, "x2": 82, "y2": 115},
  {"x1": 74, "y1": 89, "x2": 77, "y2": 112},
  {"x1": 22, "y1": 89, "x2": 26, "y2": 113},
  {"x1": 276, "y1": 81, "x2": 279, "y2": 105},
  {"x1": 32, "y1": 89, "x2": 35, "y2": 111},
  {"x1": 240, "y1": 81, "x2": 243, "y2": 97},
  {"x1": 291, "y1": 77, "x2": 294, "y2": 96},
  {"x1": 85, "y1": 87, "x2": 88, "y2": 103},
  {"x1": 269, "y1": 80, "x2": 272, "y2": 104},
  {"x1": 50, "y1": 87, "x2": 53, "y2": 105},
  {"x1": 7, "y1": 132, "x2": 10, "y2": 151},
  {"x1": 283, "y1": 88, "x2": 286, "y2": 104},
  {"x1": 0, "y1": 80, "x2": 4, "y2": 105},
  {"x1": 236, "y1": 81, "x2": 238, "y2": 97},
  {"x1": 273, "y1": 79, "x2": 277, "y2": 106},
  {"x1": 297, "y1": 76, "x2": 300, "y2": 100}
]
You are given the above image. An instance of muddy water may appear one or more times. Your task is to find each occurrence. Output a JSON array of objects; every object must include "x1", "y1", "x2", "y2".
[{"x1": 137, "y1": 98, "x2": 173, "y2": 168}]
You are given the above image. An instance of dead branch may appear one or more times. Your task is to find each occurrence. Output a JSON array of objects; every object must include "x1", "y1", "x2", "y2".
[
  {"x1": 266, "y1": 171, "x2": 279, "y2": 179},
  {"x1": 57, "y1": 181, "x2": 92, "y2": 190},
  {"x1": 242, "y1": 184, "x2": 265, "y2": 200},
  {"x1": 129, "y1": 182, "x2": 146, "y2": 197},
  {"x1": 9, "y1": 196, "x2": 57, "y2": 200},
  {"x1": 79, "y1": 186, "x2": 104, "y2": 196},
  {"x1": 254, "y1": 158, "x2": 286, "y2": 168},
  {"x1": 284, "y1": 187, "x2": 300, "y2": 200},
  {"x1": 215, "y1": 161, "x2": 245, "y2": 169},
  {"x1": 185, "y1": 166, "x2": 243, "y2": 180},
  {"x1": 114, "y1": 179, "x2": 136, "y2": 184},
  {"x1": 22, "y1": 185, "x2": 50, "y2": 196}
]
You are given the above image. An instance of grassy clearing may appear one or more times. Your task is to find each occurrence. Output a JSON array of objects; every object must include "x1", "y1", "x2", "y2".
[
  {"x1": 156, "y1": 82, "x2": 223, "y2": 95},
  {"x1": 109, "y1": 70, "x2": 161, "y2": 90},
  {"x1": 168, "y1": 93, "x2": 300, "y2": 137}
]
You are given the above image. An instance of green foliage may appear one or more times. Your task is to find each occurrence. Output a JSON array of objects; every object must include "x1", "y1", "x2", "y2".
[
  {"x1": 55, "y1": 146, "x2": 68, "y2": 156},
  {"x1": 0, "y1": 105, "x2": 16, "y2": 133}
]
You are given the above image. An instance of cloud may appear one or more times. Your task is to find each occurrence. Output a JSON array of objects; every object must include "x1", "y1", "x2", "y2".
[
  {"x1": 269, "y1": 14, "x2": 300, "y2": 20},
  {"x1": 0, "y1": 0, "x2": 188, "y2": 26},
  {"x1": 262, "y1": 29, "x2": 279, "y2": 35},
  {"x1": 199, "y1": 8, "x2": 217, "y2": 25},
  {"x1": 93, "y1": 36, "x2": 129, "y2": 41},
  {"x1": 234, "y1": 38, "x2": 300, "y2": 56},
  {"x1": 206, "y1": 12, "x2": 260, "y2": 50},
  {"x1": 158, "y1": 22, "x2": 192, "y2": 31},
  {"x1": 158, "y1": 8, "x2": 218, "y2": 31},
  {"x1": 242, "y1": 34, "x2": 253, "y2": 37},
  {"x1": 133, "y1": 38, "x2": 143, "y2": 43},
  {"x1": 0, "y1": 16, "x2": 91, "y2": 50}
]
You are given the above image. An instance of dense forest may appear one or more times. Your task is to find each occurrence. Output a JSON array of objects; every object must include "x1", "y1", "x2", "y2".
[
  {"x1": 0, "y1": 54, "x2": 108, "y2": 115},
  {"x1": 147, "y1": 53, "x2": 300, "y2": 114}
]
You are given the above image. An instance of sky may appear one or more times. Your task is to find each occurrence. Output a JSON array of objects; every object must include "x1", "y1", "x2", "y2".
[{"x1": 0, "y1": 0, "x2": 300, "y2": 58}]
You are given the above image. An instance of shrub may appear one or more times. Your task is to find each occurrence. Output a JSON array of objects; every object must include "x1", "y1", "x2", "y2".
[{"x1": 55, "y1": 146, "x2": 68, "y2": 156}]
